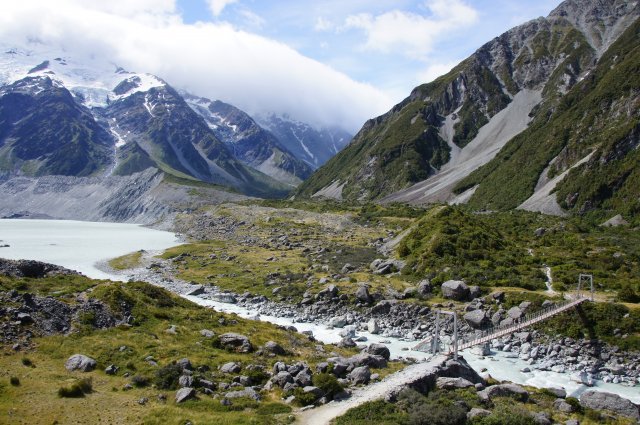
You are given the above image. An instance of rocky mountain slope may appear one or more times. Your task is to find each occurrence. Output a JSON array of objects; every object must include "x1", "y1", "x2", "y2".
[
  {"x1": 297, "y1": 0, "x2": 639, "y2": 220},
  {"x1": 258, "y1": 113, "x2": 351, "y2": 169},
  {"x1": 183, "y1": 94, "x2": 313, "y2": 186}
]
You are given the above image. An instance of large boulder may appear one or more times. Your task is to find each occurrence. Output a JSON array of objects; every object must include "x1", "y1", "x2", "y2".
[
  {"x1": 507, "y1": 306, "x2": 523, "y2": 320},
  {"x1": 220, "y1": 362, "x2": 242, "y2": 374},
  {"x1": 347, "y1": 352, "x2": 387, "y2": 369},
  {"x1": 436, "y1": 377, "x2": 475, "y2": 390},
  {"x1": 349, "y1": 366, "x2": 371, "y2": 385},
  {"x1": 263, "y1": 341, "x2": 286, "y2": 355},
  {"x1": 441, "y1": 280, "x2": 470, "y2": 301},
  {"x1": 225, "y1": 387, "x2": 260, "y2": 401},
  {"x1": 219, "y1": 333, "x2": 253, "y2": 353},
  {"x1": 478, "y1": 383, "x2": 529, "y2": 402},
  {"x1": 272, "y1": 371, "x2": 294, "y2": 387},
  {"x1": 464, "y1": 309, "x2": 489, "y2": 329},
  {"x1": 175, "y1": 387, "x2": 196, "y2": 403},
  {"x1": 416, "y1": 279, "x2": 432, "y2": 297},
  {"x1": 364, "y1": 343, "x2": 391, "y2": 360},
  {"x1": 355, "y1": 285, "x2": 373, "y2": 304},
  {"x1": 65, "y1": 354, "x2": 97, "y2": 372},
  {"x1": 579, "y1": 391, "x2": 640, "y2": 420}
]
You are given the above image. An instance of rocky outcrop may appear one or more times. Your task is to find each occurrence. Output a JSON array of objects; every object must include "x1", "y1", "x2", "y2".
[
  {"x1": 0, "y1": 258, "x2": 79, "y2": 278},
  {"x1": 218, "y1": 333, "x2": 253, "y2": 353},
  {"x1": 441, "y1": 280, "x2": 470, "y2": 301},
  {"x1": 579, "y1": 391, "x2": 640, "y2": 421},
  {"x1": 65, "y1": 354, "x2": 97, "y2": 372}
]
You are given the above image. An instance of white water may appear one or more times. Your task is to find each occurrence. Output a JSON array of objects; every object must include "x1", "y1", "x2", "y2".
[
  {"x1": 0, "y1": 219, "x2": 638, "y2": 403},
  {"x1": 0, "y1": 219, "x2": 180, "y2": 280}
]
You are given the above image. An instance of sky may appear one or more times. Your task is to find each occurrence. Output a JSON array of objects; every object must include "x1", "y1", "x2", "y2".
[{"x1": 0, "y1": 0, "x2": 562, "y2": 132}]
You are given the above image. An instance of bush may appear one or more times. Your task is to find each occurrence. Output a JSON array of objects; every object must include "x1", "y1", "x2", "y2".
[
  {"x1": 312, "y1": 373, "x2": 343, "y2": 399},
  {"x1": 245, "y1": 368, "x2": 269, "y2": 385},
  {"x1": 472, "y1": 403, "x2": 536, "y2": 425},
  {"x1": 58, "y1": 378, "x2": 93, "y2": 398},
  {"x1": 21, "y1": 357, "x2": 33, "y2": 367},
  {"x1": 10, "y1": 377, "x2": 20, "y2": 386},
  {"x1": 131, "y1": 375, "x2": 150, "y2": 388},
  {"x1": 617, "y1": 283, "x2": 639, "y2": 303},
  {"x1": 292, "y1": 387, "x2": 318, "y2": 406},
  {"x1": 154, "y1": 363, "x2": 182, "y2": 390}
]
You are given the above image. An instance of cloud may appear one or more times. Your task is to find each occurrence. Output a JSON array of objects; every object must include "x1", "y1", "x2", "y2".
[
  {"x1": 0, "y1": 0, "x2": 391, "y2": 132},
  {"x1": 207, "y1": 0, "x2": 237, "y2": 17},
  {"x1": 417, "y1": 61, "x2": 460, "y2": 84},
  {"x1": 344, "y1": 0, "x2": 478, "y2": 60},
  {"x1": 314, "y1": 17, "x2": 333, "y2": 32}
]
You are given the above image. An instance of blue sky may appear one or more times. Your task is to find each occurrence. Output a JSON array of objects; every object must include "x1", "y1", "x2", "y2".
[{"x1": 2, "y1": 0, "x2": 562, "y2": 131}]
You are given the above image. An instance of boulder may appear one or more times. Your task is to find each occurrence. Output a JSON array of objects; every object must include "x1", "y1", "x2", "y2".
[
  {"x1": 467, "y1": 408, "x2": 492, "y2": 420},
  {"x1": 364, "y1": 343, "x2": 390, "y2": 360},
  {"x1": 200, "y1": 329, "x2": 215, "y2": 338},
  {"x1": 416, "y1": 279, "x2": 432, "y2": 297},
  {"x1": 554, "y1": 398, "x2": 576, "y2": 413},
  {"x1": 347, "y1": 353, "x2": 387, "y2": 369},
  {"x1": 533, "y1": 412, "x2": 552, "y2": 425},
  {"x1": 175, "y1": 387, "x2": 196, "y2": 403},
  {"x1": 546, "y1": 387, "x2": 567, "y2": 398},
  {"x1": 579, "y1": 391, "x2": 640, "y2": 420},
  {"x1": 272, "y1": 371, "x2": 294, "y2": 387},
  {"x1": 220, "y1": 362, "x2": 242, "y2": 374},
  {"x1": 105, "y1": 364, "x2": 118, "y2": 375},
  {"x1": 65, "y1": 354, "x2": 97, "y2": 372},
  {"x1": 507, "y1": 306, "x2": 523, "y2": 320},
  {"x1": 317, "y1": 285, "x2": 339, "y2": 299},
  {"x1": 371, "y1": 300, "x2": 394, "y2": 315},
  {"x1": 328, "y1": 316, "x2": 347, "y2": 328},
  {"x1": 441, "y1": 280, "x2": 470, "y2": 301},
  {"x1": 464, "y1": 309, "x2": 489, "y2": 329},
  {"x1": 178, "y1": 375, "x2": 194, "y2": 387},
  {"x1": 601, "y1": 214, "x2": 629, "y2": 227},
  {"x1": 349, "y1": 366, "x2": 371, "y2": 385},
  {"x1": 263, "y1": 341, "x2": 286, "y2": 355},
  {"x1": 436, "y1": 377, "x2": 474, "y2": 390},
  {"x1": 176, "y1": 358, "x2": 193, "y2": 371},
  {"x1": 295, "y1": 371, "x2": 313, "y2": 387},
  {"x1": 478, "y1": 383, "x2": 529, "y2": 402},
  {"x1": 302, "y1": 386, "x2": 324, "y2": 400},
  {"x1": 355, "y1": 285, "x2": 372, "y2": 304},
  {"x1": 367, "y1": 319, "x2": 380, "y2": 334},
  {"x1": 219, "y1": 333, "x2": 253, "y2": 353},
  {"x1": 225, "y1": 387, "x2": 260, "y2": 401}
]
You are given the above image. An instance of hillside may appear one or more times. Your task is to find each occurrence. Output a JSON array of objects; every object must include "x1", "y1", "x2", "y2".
[{"x1": 296, "y1": 0, "x2": 639, "y2": 222}]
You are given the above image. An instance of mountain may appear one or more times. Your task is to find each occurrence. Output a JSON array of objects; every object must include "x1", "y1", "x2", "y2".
[
  {"x1": 183, "y1": 94, "x2": 313, "y2": 186},
  {"x1": 297, "y1": 0, "x2": 639, "y2": 219},
  {"x1": 257, "y1": 114, "x2": 352, "y2": 169},
  {"x1": 0, "y1": 45, "x2": 290, "y2": 198}
]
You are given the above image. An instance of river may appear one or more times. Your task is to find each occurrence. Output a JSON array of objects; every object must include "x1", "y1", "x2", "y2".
[{"x1": 0, "y1": 219, "x2": 638, "y2": 404}]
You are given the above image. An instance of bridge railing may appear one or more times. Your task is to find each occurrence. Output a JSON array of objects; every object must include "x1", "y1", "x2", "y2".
[{"x1": 454, "y1": 295, "x2": 586, "y2": 352}]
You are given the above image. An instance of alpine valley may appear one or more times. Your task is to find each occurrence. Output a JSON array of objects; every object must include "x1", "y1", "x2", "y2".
[{"x1": 1, "y1": 1, "x2": 640, "y2": 425}]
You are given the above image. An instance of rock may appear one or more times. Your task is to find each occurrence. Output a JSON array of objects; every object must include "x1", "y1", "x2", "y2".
[
  {"x1": 416, "y1": 279, "x2": 432, "y2": 297},
  {"x1": 579, "y1": 391, "x2": 639, "y2": 420},
  {"x1": 317, "y1": 285, "x2": 339, "y2": 299},
  {"x1": 225, "y1": 387, "x2": 260, "y2": 401},
  {"x1": 65, "y1": 354, "x2": 97, "y2": 372},
  {"x1": 347, "y1": 353, "x2": 387, "y2": 369},
  {"x1": 601, "y1": 214, "x2": 629, "y2": 227},
  {"x1": 272, "y1": 371, "x2": 294, "y2": 387},
  {"x1": 296, "y1": 371, "x2": 313, "y2": 387},
  {"x1": 478, "y1": 383, "x2": 529, "y2": 402},
  {"x1": 565, "y1": 420, "x2": 579, "y2": 425},
  {"x1": 200, "y1": 329, "x2": 215, "y2": 338},
  {"x1": 371, "y1": 300, "x2": 394, "y2": 315},
  {"x1": 471, "y1": 343, "x2": 491, "y2": 356},
  {"x1": 175, "y1": 387, "x2": 196, "y2": 403},
  {"x1": 469, "y1": 286, "x2": 481, "y2": 299},
  {"x1": 367, "y1": 319, "x2": 380, "y2": 334},
  {"x1": 355, "y1": 285, "x2": 372, "y2": 304},
  {"x1": 199, "y1": 379, "x2": 215, "y2": 390},
  {"x1": 533, "y1": 412, "x2": 552, "y2": 425},
  {"x1": 176, "y1": 358, "x2": 193, "y2": 371},
  {"x1": 507, "y1": 306, "x2": 523, "y2": 320},
  {"x1": 303, "y1": 386, "x2": 324, "y2": 400},
  {"x1": 328, "y1": 316, "x2": 347, "y2": 328},
  {"x1": 186, "y1": 285, "x2": 205, "y2": 296},
  {"x1": 219, "y1": 333, "x2": 253, "y2": 353},
  {"x1": 263, "y1": 341, "x2": 286, "y2": 355},
  {"x1": 364, "y1": 343, "x2": 391, "y2": 360},
  {"x1": 337, "y1": 337, "x2": 356, "y2": 348},
  {"x1": 464, "y1": 309, "x2": 489, "y2": 329},
  {"x1": 220, "y1": 362, "x2": 241, "y2": 374},
  {"x1": 165, "y1": 324, "x2": 178, "y2": 334},
  {"x1": 554, "y1": 398, "x2": 576, "y2": 413},
  {"x1": 105, "y1": 364, "x2": 118, "y2": 375},
  {"x1": 349, "y1": 366, "x2": 371, "y2": 385},
  {"x1": 436, "y1": 377, "x2": 474, "y2": 390},
  {"x1": 546, "y1": 387, "x2": 567, "y2": 398},
  {"x1": 178, "y1": 375, "x2": 194, "y2": 387},
  {"x1": 341, "y1": 263, "x2": 354, "y2": 274},
  {"x1": 441, "y1": 280, "x2": 470, "y2": 301},
  {"x1": 534, "y1": 227, "x2": 546, "y2": 237},
  {"x1": 467, "y1": 408, "x2": 492, "y2": 420}
]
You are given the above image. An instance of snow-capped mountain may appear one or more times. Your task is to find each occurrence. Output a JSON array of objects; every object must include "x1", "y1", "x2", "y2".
[
  {"x1": 183, "y1": 93, "x2": 313, "y2": 186},
  {"x1": 257, "y1": 114, "x2": 352, "y2": 169},
  {"x1": 0, "y1": 44, "x2": 290, "y2": 197}
]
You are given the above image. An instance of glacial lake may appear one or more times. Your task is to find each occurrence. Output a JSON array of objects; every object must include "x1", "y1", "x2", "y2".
[{"x1": 0, "y1": 219, "x2": 180, "y2": 280}]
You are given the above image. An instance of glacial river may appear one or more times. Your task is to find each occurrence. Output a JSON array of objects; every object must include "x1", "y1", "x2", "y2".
[{"x1": 0, "y1": 219, "x2": 637, "y2": 403}]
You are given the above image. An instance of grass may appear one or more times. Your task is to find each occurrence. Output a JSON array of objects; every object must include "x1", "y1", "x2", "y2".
[{"x1": 108, "y1": 250, "x2": 143, "y2": 270}]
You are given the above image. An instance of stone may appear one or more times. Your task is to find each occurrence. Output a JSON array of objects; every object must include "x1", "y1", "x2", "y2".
[
  {"x1": 371, "y1": 300, "x2": 394, "y2": 315},
  {"x1": 601, "y1": 214, "x2": 629, "y2": 227},
  {"x1": 554, "y1": 398, "x2": 576, "y2": 413},
  {"x1": 416, "y1": 279, "x2": 432, "y2": 297},
  {"x1": 467, "y1": 408, "x2": 492, "y2": 420},
  {"x1": 263, "y1": 341, "x2": 286, "y2": 355},
  {"x1": 546, "y1": 387, "x2": 567, "y2": 398},
  {"x1": 186, "y1": 285, "x2": 205, "y2": 296},
  {"x1": 507, "y1": 306, "x2": 523, "y2": 320},
  {"x1": 533, "y1": 412, "x2": 552, "y2": 425},
  {"x1": 296, "y1": 371, "x2": 313, "y2": 387},
  {"x1": 176, "y1": 358, "x2": 193, "y2": 371},
  {"x1": 105, "y1": 364, "x2": 118, "y2": 375},
  {"x1": 441, "y1": 280, "x2": 470, "y2": 301},
  {"x1": 337, "y1": 337, "x2": 356, "y2": 348},
  {"x1": 65, "y1": 354, "x2": 97, "y2": 372},
  {"x1": 199, "y1": 379, "x2": 215, "y2": 390},
  {"x1": 471, "y1": 343, "x2": 491, "y2": 356},
  {"x1": 272, "y1": 371, "x2": 294, "y2": 387},
  {"x1": 200, "y1": 329, "x2": 215, "y2": 338},
  {"x1": 347, "y1": 353, "x2": 387, "y2": 369},
  {"x1": 364, "y1": 343, "x2": 390, "y2": 360},
  {"x1": 464, "y1": 309, "x2": 489, "y2": 329},
  {"x1": 579, "y1": 391, "x2": 639, "y2": 420},
  {"x1": 225, "y1": 387, "x2": 260, "y2": 401},
  {"x1": 220, "y1": 362, "x2": 241, "y2": 374},
  {"x1": 355, "y1": 285, "x2": 372, "y2": 304},
  {"x1": 478, "y1": 383, "x2": 529, "y2": 402},
  {"x1": 469, "y1": 285, "x2": 481, "y2": 299},
  {"x1": 175, "y1": 387, "x2": 196, "y2": 403},
  {"x1": 436, "y1": 377, "x2": 474, "y2": 390},
  {"x1": 219, "y1": 333, "x2": 253, "y2": 353},
  {"x1": 302, "y1": 386, "x2": 324, "y2": 400},
  {"x1": 367, "y1": 319, "x2": 380, "y2": 334},
  {"x1": 328, "y1": 316, "x2": 347, "y2": 328},
  {"x1": 349, "y1": 366, "x2": 371, "y2": 385},
  {"x1": 341, "y1": 263, "x2": 354, "y2": 274},
  {"x1": 178, "y1": 375, "x2": 194, "y2": 387}
]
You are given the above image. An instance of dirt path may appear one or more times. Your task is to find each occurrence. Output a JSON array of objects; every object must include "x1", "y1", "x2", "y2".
[{"x1": 296, "y1": 355, "x2": 447, "y2": 425}]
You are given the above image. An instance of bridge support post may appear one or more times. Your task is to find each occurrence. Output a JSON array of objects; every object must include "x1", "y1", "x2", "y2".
[{"x1": 579, "y1": 274, "x2": 594, "y2": 301}]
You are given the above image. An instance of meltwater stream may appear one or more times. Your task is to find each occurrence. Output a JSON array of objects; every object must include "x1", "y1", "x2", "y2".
[{"x1": 0, "y1": 219, "x2": 637, "y2": 403}]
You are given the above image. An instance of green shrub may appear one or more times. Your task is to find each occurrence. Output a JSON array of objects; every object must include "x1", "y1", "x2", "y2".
[
  {"x1": 58, "y1": 378, "x2": 93, "y2": 398},
  {"x1": 154, "y1": 363, "x2": 182, "y2": 390},
  {"x1": 292, "y1": 387, "x2": 318, "y2": 406},
  {"x1": 312, "y1": 373, "x2": 343, "y2": 399},
  {"x1": 472, "y1": 403, "x2": 536, "y2": 425},
  {"x1": 131, "y1": 375, "x2": 150, "y2": 388},
  {"x1": 617, "y1": 283, "x2": 639, "y2": 303},
  {"x1": 335, "y1": 399, "x2": 405, "y2": 425},
  {"x1": 21, "y1": 357, "x2": 33, "y2": 367},
  {"x1": 10, "y1": 377, "x2": 20, "y2": 386}
]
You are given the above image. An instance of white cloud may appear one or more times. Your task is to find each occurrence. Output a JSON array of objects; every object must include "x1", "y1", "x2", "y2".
[
  {"x1": 417, "y1": 61, "x2": 459, "y2": 84},
  {"x1": 207, "y1": 0, "x2": 238, "y2": 17},
  {"x1": 238, "y1": 8, "x2": 265, "y2": 29},
  {"x1": 314, "y1": 17, "x2": 333, "y2": 32},
  {"x1": 0, "y1": 0, "x2": 390, "y2": 132},
  {"x1": 344, "y1": 0, "x2": 478, "y2": 60}
]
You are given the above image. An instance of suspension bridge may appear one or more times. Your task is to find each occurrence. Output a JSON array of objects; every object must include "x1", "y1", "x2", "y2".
[{"x1": 413, "y1": 274, "x2": 594, "y2": 357}]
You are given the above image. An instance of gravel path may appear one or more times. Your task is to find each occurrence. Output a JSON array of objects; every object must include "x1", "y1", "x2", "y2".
[{"x1": 296, "y1": 355, "x2": 447, "y2": 425}]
